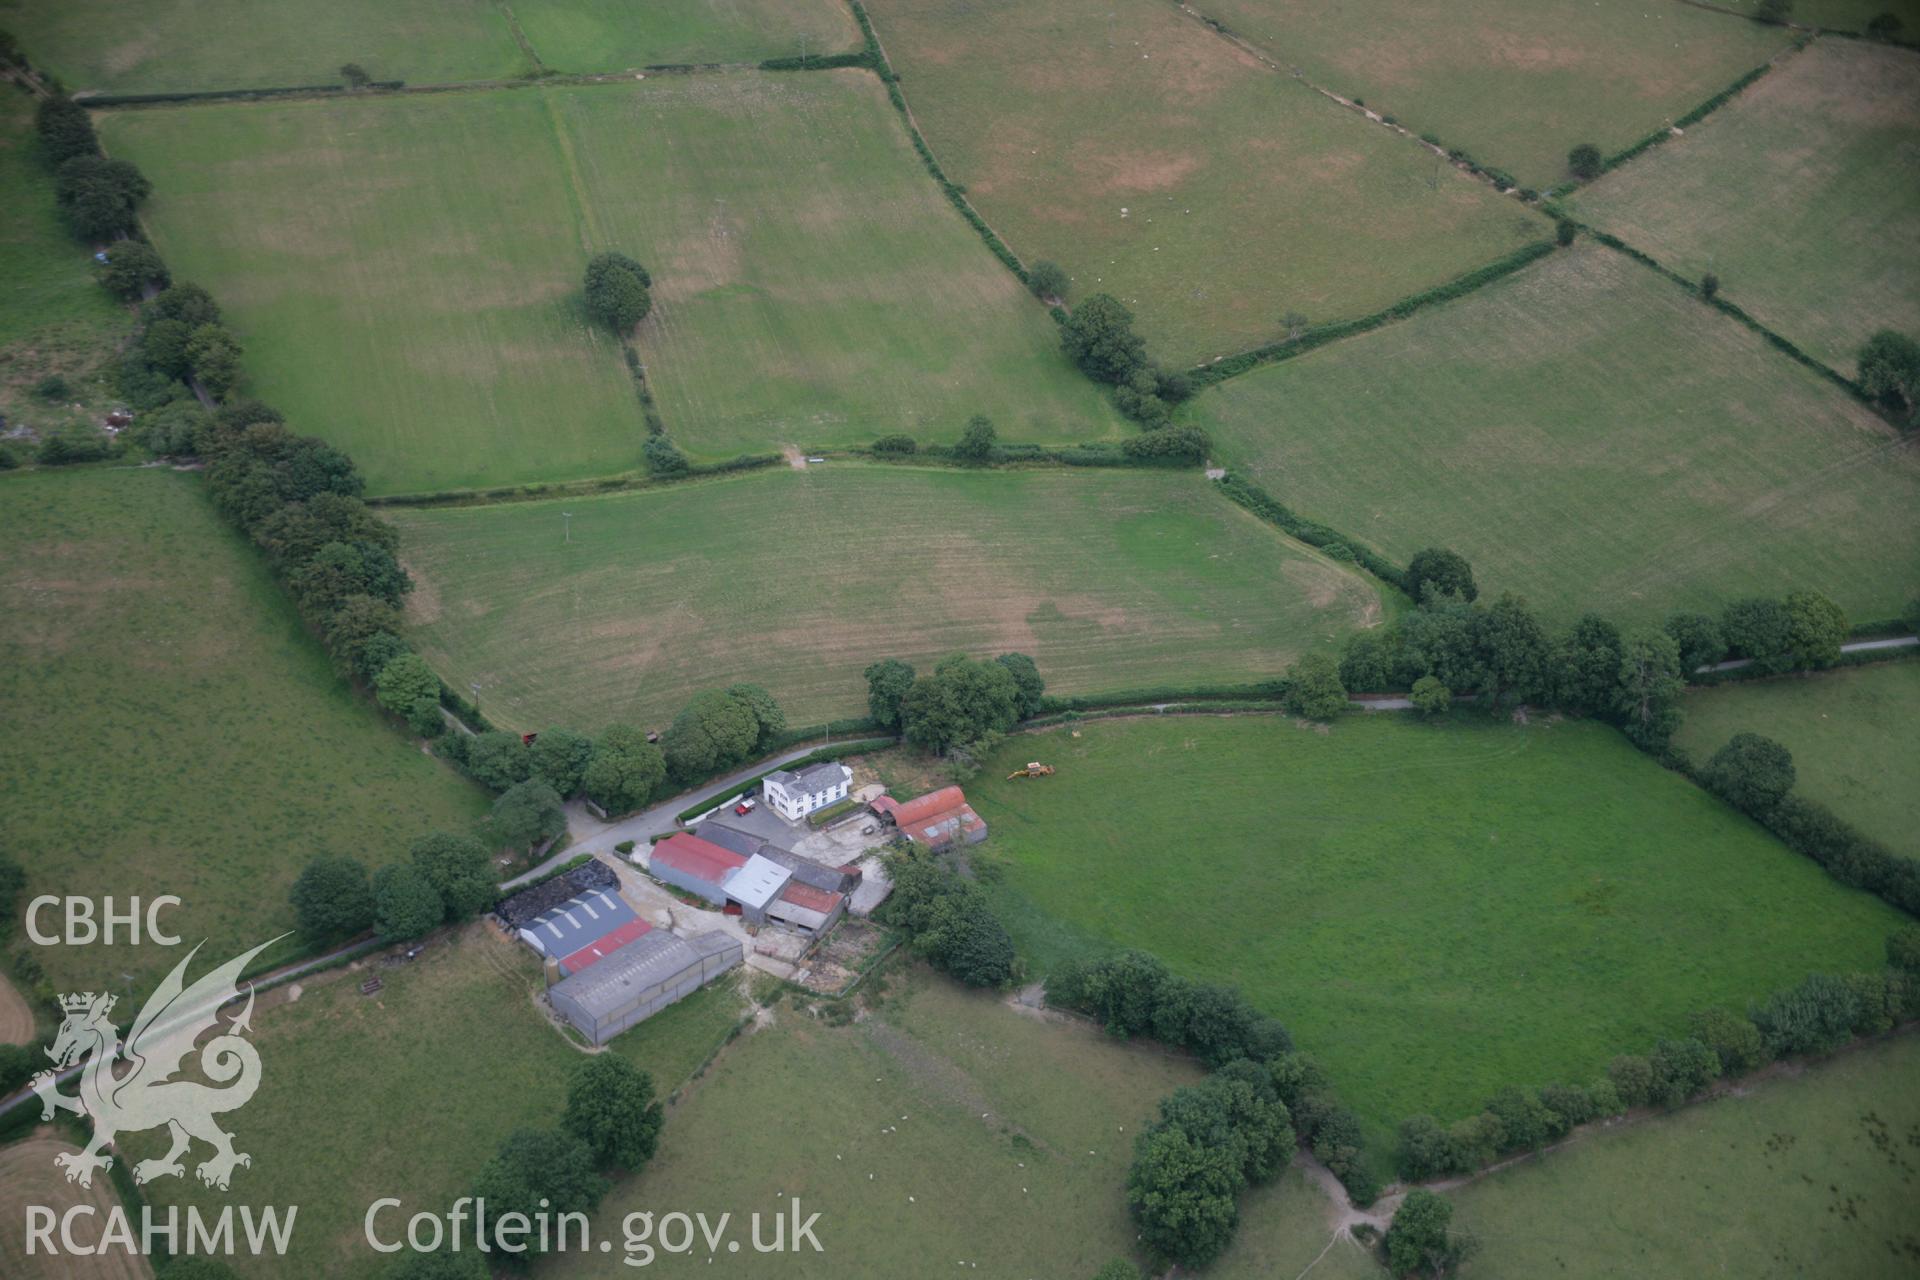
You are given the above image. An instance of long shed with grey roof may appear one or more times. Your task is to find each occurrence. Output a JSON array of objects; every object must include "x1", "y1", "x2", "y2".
[{"x1": 547, "y1": 930, "x2": 743, "y2": 1046}]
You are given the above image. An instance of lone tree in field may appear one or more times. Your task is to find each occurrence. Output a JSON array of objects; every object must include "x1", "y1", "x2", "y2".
[
  {"x1": 1386, "y1": 1189, "x2": 1472, "y2": 1277},
  {"x1": 1410, "y1": 675, "x2": 1451, "y2": 716},
  {"x1": 289, "y1": 855, "x2": 375, "y2": 941},
  {"x1": 1284, "y1": 653, "x2": 1347, "y2": 720},
  {"x1": 407, "y1": 831, "x2": 497, "y2": 921},
  {"x1": 725, "y1": 681, "x2": 787, "y2": 751},
  {"x1": 35, "y1": 95, "x2": 99, "y2": 167},
  {"x1": 96, "y1": 240, "x2": 169, "y2": 299},
  {"x1": 527, "y1": 727, "x2": 594, "y2": 796},
  {"x1": 1857, "y1": 329, "x2": 1920, "y2": 426},
  {"x1": 1784, "y1": 589, "x2": 1846, "y2": 668},
  {"x1": 1060, "y1": 293, "x2": 1148, "y2": 384},
  {"x1": 1405, "y1": 547, "x2": 1477, "y2": 603},
  {"x1": 185, "y1": 323, "x2": 243, "y2": 397},
  {"x1": 1704, "y1": 732, "x2": 1795, "y2": 818},
  {"x1": 662, "y1": 688, "x2": 763, "y2": 780},
  {"x1": 1567, "y1": 142, "x2": 1603, "y2": 181},
  {"x1": 469, "y1": 1129, "x2": 608, "y2": 1258},
  {"x1": 994, "y1": 652, "x2": 1045, "y2": 717},
  {"x1": 954, "y1": 414, "x2": 997, "y2": 461},
  {"x1": 582, "y1": 724, "x2": 667, "y2": 814},
  {"x1": 372, "y1": 861, "x2": 444, "y2": 942},
  {"x1": 899, "y1": 653, "x2": 1022, "y2": 754},
  {"x1": 864, "y1": 657, "x2": 916, "y2": 729},
  {"x1": 374, "y1": 652, "x2": 444, "y2": 736},
  {"x1": 583, "y1": 251, "x2": 652, "y2": 334},
  {"x1": 1027, "y1": 259, "x2": 1069, "y2": 302},
  {"x1": 339, "y1": 62, "x2": 371, "y2": 88},
  {"x1": 489, "y1": 779, "x2": 567, "y2": 857},
  {"x1": 54, "y1": 155, "x2": 151, "y2": 241},
  {"x1": 1126, "y1": 1125, "x2": 1241, "y2": 1268},
  {"x1": 563, "y1": 1055, "x2": 664, "y2": 1172}
]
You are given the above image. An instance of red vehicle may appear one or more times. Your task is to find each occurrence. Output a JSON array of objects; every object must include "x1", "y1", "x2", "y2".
[{"x1": 734, "y1": 798, "x2": 757, "y2": 816}]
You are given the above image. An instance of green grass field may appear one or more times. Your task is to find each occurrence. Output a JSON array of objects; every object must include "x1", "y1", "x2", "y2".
[
  {"x1": 1676, "y1": 662, "x2": 1920, "y2": 857},
  {"x1": 549, "y1": 71, "x2": 1129, "y2": 459},
  {"x1": 120, "y1": 926, "x2": 755, "y2": 1279},
  {"x1": 964, "y1": 714, "x2": 1904, "y2": 1158},
  {"x1": 1449, "y1": 1033, "x2": 1920, "y2": 1279},
  {"x1": 2, "y1": 0, "x2": 528, "y2": 94},
  {"x1": 5, "y1": 0, "x2": 871, "y2": 93},
  {"x1": 0, "y1": 93, "x2": 126, "y2": 349},
  {"x1": 0, "y1": 468, "x2": 487, "y2": 994},
  {"x1": 1707, "y1": 0, "x2": 1920, "y2": 32},
  {"x1": 862, "y1": 0, "x2": 1546, "y2": 365},
  {"x1": 104, "y1": 74, "x2": 1123, "y2": 491},
  {"x1": 547, "y1": 969, "x2": 1206, "y2": 1277},
  {"x1": 101, "y1": 90, "x2": 648, "y2": 496},
  {"x1": 1570, "y1": 36, "x2": 1920, "y2": 373},
  {"x1": 513, "y1": 0, "x2": 861, "y2": 72},
  {"x1": 391, "y1": 465, "x2": 1382, "y2": 733},
  {"x1": 0, "y1": 91, "x2": 132, "y2": 438},
  {"x1": 1186, "y1": 0, "x2": 1790, "y2": 191},
  {"x1": 1185, "y1": 243, "x2": 1920, "y2": 626}
]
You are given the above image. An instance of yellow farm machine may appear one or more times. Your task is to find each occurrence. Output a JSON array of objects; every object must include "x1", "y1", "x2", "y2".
[{"x1": 1006, "y1": 761, "x2": 1055, "y2": 780}]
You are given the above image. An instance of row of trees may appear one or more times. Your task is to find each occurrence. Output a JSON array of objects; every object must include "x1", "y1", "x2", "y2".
[
  {"x1": 864, "y1": 651, "x2": 1044, "y2": 762},
  {"x1": 1058, "y1": 292, "x2": 1195, "y2": 431},
  {"x1": 871, "y1": 848, "x2": 1017, "y2": 987},
  {"x1": 868, "y1": 418, "x2": 1209, "y2": 466},
  {"x1": 1342, "y1": 548, "x2": 1859, "y2": 749},
  {"x1": 1401, "y1": 927, "x2": 1920, "y2": 1184},
  {"x1": 1700, "y1": 731, "x2": 1920, "y2": 915},
  {"x1": 1045, "y1": 948, "x2": 1379, "y2": 1264},
  {"x1": 288, "y1": 829, "x2": 500, "y2": 946},
  {"x1": 431, "y1": 682, "x2": 788, "y2": 821},
  {"x1": 1859, "y1": 329, "x2": 1920, "y2": 427},
  {"x1": 36, "y1": 95, "x2": 151, "y2": 241},
  {"x1": 1127, "y1": 1062, "x2": 1296, "y2": 1268}
]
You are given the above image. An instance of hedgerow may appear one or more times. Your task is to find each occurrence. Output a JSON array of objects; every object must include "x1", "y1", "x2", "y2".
[{"x1": 1189, "y1": 241, "x2": 1555, "y2": 386}]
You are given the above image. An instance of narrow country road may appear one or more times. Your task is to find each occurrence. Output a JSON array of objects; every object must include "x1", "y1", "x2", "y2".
[
  {"x1": 1699, "y1": 633, "x2": 1916, "y2": 673},
  {"x1": 502, "y1": 738, "x2": 892, "y2": 889}
]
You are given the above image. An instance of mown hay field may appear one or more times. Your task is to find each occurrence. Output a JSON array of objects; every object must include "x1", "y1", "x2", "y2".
[
  {"x1": 1185, "y1": 243, "x2": 1920, "y2": 626},
  {"x1": 391, "y1": 466, "x2": 1382, "y2": 733},
  {"x1": 513, "y1": 0, "x2": 861, "y2": 72},
  {"x1": 103, "y1": 74, "x2": 1123, "y2": 493},
  {"x1": 862, "y1": 0, "x2": 1546, "y2": 365},
  {"x1": 5, "y1": 0, "x2": 861, "y2": 93},
  {"x1": 965, "y1": 714, "x2": 1904, "y2": 1164},
  {"x1": 1570, "y1": 36, "x2": 1920, "y2": 372},
  {"x1": 6, "y1": 0, "x2": 527, "y2": 94},
  {"x1": 0, "y1": 469, "x2": 487, "y2": 995},
  {"x1": 1449, "y1": 1033, "x2": 1920, "y2": 1279},
  {"x1": 0, "y1": 1131, "x2": 153, "y2": 1280},
  {"x1": 1676, "y1": 662, "x2": 1920, "y2": 858},
  {"x1": 101, "y1": 89, "x2": 647, "y2": 496},
  {"x1": 1189, "y1": 0, "x2": 1790, "y2": 190},
  {"x1": 547, "y1": 970, "x2": 1206, "y2": 1277},
  {"x1": 553, "y1": 71, "x2": 1129, "y2": 459}
]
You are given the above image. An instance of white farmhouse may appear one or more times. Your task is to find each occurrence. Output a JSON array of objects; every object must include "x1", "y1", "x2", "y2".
[{"x1": 762, "y1": 761, "x2": 853, "y2": 823}]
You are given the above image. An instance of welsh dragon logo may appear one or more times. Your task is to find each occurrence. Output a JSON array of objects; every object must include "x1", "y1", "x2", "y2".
[{"x1": 31, "y1": 937, "x2": 282, "y2": 1191}]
